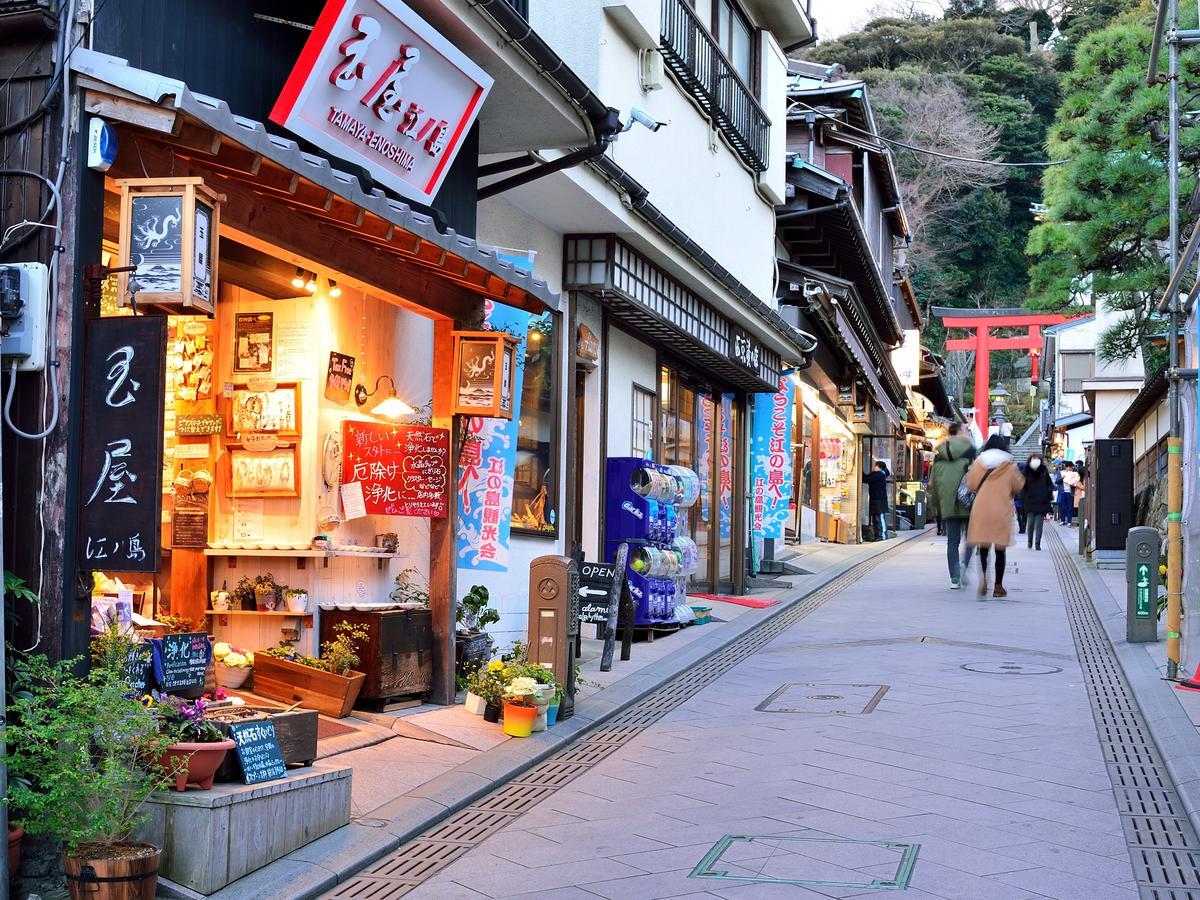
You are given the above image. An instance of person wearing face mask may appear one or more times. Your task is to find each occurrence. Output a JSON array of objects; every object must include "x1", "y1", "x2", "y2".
[{"x1": 1019, "y1": 453, "x2": 1054, "y2": 550}]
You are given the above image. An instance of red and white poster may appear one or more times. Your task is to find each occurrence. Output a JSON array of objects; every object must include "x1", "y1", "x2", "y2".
[
  {"x1": 270, "y1": 0, "x2": 493, "y2": 205},
  {"x1": 341, "y1": 420, "x2": 450, "y2": 518}
]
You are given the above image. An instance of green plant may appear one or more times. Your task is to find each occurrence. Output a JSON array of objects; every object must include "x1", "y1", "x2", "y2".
[
  {"x1": 147, "y1": 692, "x2": 225, "y2": 743},
  {"x1": 232, "y1": 573, "x2": 284, "y2": 608},
  {"x1": 5, "y1": 627, "x2": 175, "y2": 854},
  {"x1": 465, "y1": 660, "x2": 508, "y2": 704},
  {"x1": 158, "y1": 614, "x2": 203, "y2": 634},
  {"x1": 5, "y1": 571, "x2": 38, "y2": 606},
  {"x1": 390, "y1": 567, "x2": 430, "y2": 607},
  {"x1": 456, "y1": 585, "x2": 498, "y2": 634},
  {"x1": 320, "y1": 622, "x2": 369, "y2": 676}
]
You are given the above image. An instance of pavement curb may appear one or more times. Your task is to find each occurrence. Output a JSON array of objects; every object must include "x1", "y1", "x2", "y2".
[
  {"x1": 197, "y1": 532, "x2": 927, "y2": 899},
  {"x1": 1061, "y1": 546, "x2": 1200, "y2": 841}
]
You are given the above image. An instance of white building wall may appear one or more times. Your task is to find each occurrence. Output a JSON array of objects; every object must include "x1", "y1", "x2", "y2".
[{"x1": 606, "y1": 327, "x2": 659, "y2": 458}]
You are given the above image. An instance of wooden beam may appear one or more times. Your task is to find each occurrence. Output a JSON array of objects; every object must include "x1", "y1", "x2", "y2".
[{"x1": 429, "y1": 318, "x2": 458, "y2": 705}]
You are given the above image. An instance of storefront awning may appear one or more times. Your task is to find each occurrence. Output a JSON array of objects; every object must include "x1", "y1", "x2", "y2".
[
  {"x1": 71, "y1": 48, "x2": 555, "y2": 314},
  {"x1": 834, "y1": 304, "x2": 902, "y2": 428},
  {"x1": 1055, "y1": 411, "x2": 1094, "y2": 431}
]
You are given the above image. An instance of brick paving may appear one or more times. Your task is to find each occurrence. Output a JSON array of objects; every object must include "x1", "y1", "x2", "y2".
[{"x1": 407, "y1": 531, "x2": 1140, "y2": 899}]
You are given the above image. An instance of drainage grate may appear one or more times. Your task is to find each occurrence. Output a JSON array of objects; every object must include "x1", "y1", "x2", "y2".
[
  {"x1": 324, "y1": 536, "x2": 925, "y2": 898},
  {"x1": 1047, "y1": 529, "x2": 1200, "y2": 899}
]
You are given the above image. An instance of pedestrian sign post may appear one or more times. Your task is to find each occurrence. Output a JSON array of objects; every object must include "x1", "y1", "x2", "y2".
[{"x1": 1126, "y1": 527, "x2": 1160, "y2": 643}]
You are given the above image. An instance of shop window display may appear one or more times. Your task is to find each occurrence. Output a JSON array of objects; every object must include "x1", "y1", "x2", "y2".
[{"x1": 511, "y1": 314, "x2": 558, "y2": 535}]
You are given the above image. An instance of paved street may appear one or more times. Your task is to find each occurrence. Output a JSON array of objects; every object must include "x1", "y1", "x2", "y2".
[{"x1": 402, "y1": 527, "x2": 1145, "y2": 899}]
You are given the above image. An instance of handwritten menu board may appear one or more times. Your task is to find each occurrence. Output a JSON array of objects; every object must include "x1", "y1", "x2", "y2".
[
  {"x1": 158, "y1": 632, "x2": 210, "y2": 692},
  {"x1": 125, "y1": 643, "x2": 154, "y2": 694},
  {"x1": 229, "y1": 720, "x2": 287, "y2": 784},
  {"x1": 341, "y1": 421, "x2": 450, "y2": 518},
  {"x1": 78, "y1": 316, "x2": 167, "y2": 572}
]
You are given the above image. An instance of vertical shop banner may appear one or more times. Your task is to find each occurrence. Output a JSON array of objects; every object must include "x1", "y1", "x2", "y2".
[
  {"x1": 697, "y1": 396, "x2": 713, "y2": 522},
  {"x1": 78, "y1": 316, "x2": 167, "y2": 572},
  {"x1": 456, "y1": 301, "x2": 532, "y2": 571},
  {"x1": 719, "y1": 394, "x2": 734, "y2": 540},
  {"x1": 751, "y1": 376, "x2": 795, "y2": 540}
]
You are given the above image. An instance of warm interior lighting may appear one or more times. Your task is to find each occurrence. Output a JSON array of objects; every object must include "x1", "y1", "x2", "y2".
[
  {"x1": 328, "y1": 279, "x2": 342, "y2": 298},
  {"x1": 371, "y1": 396, "x2": 416, "y2": 418},
  {"x1": 528, "y1": 330, "x2": 541, "y2": 342},
  {"x1": 304, "y1": 273, "x2": 318, "y2": 293},
  {"x1": 291, "y1": 266, "x2": 306, "y2": 290}
]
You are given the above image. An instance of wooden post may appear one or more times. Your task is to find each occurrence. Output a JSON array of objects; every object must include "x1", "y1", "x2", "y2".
[
  {"x1": 429, "y1": 318, "x2": 458, "y2": 704},
  {"x1": 600, "y1": 543, "x2": 628, "y2": 672},
  {"x1": 619, "y1": 578, "x2": 636, "y2": 662}
]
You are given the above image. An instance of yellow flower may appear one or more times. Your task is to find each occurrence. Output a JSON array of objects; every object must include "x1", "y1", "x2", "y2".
[
  {"x1": 488, "y1": 660, "x2": 504, "y2": 672},
  {"x1": 213, "y1": 641, "x2": 232, "y2": 659},
  {"x1": 222, "y1": 652, "x2": 248, "y2": 668}
]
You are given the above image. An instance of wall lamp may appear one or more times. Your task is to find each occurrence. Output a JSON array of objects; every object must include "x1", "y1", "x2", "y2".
[
  {"x1": 291, "y1": 267, "x2": 319, "y2": 293},
  {"x1": 355, "y1": 374, "x2": 414, "y2": 418}
]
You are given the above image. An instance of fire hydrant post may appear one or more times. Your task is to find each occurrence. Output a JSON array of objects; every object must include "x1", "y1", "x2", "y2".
[{"x1": 1126, "y1": 526, "x2": 1161, "y2": 644}]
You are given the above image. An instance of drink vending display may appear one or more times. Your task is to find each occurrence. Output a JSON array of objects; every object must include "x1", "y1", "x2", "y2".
[{"x1": 605, "y1": 458, "x2": 701, "y2": 627}]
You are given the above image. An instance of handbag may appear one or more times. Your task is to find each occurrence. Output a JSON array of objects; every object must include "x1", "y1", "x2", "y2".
[{"x1": 956, "y1": 466, "x2": 994, "y2": 509}]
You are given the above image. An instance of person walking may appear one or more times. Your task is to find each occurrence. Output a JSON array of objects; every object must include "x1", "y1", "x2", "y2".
[
  {"x1": 863, "y1": 461, "x2": 891, "y2": 541},
  {"x1": 1020, "y1": 452, "x2": 1054, "y2": 550},
  {"x1": 965, "y1": 434, "x2": 1025, "y2": 598},
  {"x1": 927, "y1": 423, "x2": 976, "y2": 590},
  {"x1": 1014, "y1": 462, "x2": 1028, "y2": 535},
  {"x1": 1059, "y1": 461, "x2": 1079, "y2": 526}
]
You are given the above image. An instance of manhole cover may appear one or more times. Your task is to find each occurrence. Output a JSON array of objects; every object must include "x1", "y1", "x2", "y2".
[
  {"x1": 757, "y1": 683, "x2": 888, "y2": 714},
  {"x1": 690, "y1": 835, "x2": 920, "y2": 889},
  {"x1": 1004, "y1": 587, "x2": 1050, "y2": 593},
  {"x1": 961, "y1": 661, "x2": 1063, "y2": 675}
]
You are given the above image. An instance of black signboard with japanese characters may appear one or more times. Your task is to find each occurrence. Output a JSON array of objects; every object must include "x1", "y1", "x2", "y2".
[
  {"x1": 78, "y1": 316, "x2": 167, "y2": 572},
  {"x1": 124, "y1": 642, "x2": 154, "y2": 694},
  {"x1": 157, "y1": 632, "x2": 210, "y2": 692},
  {"x1": 729, "y1": 326, "x2": 762, "y2": 376},
  {"x1": 229, "y1": 719, "x2": 288, "y2": 785},
  {"x1": 578, "y1": 561, "x2": 617, "y2": 624}
]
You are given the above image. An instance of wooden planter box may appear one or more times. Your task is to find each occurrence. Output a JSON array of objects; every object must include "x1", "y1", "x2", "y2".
[
  {"x1": 251, "y1": 654, "x2": 366, "y2": 718},
  {"x1": 209, "y1": 707, "x2": 319, "y2": 782},
  {"x1": 321, "y1": 609, "x2": 433, "y2": 701}
]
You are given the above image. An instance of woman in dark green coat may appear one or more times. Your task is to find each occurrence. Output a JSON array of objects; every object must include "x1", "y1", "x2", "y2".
[{"x1": 927, "y1": 424, "x2": 976, "y2": 590}]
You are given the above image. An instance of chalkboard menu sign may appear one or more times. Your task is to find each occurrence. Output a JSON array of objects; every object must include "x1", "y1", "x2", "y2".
[
  {"x1": 341, "y1": 420, "x2": 450, "y2": 518},
  {"x1": 78, "y1": 316, "x2": 167, "y2": 572},
  {"x1": 157, "y1": 632, "x2": 210, "y2": 692},
  {"x1": 124, "y1": 643, "x2": 154, "y2": 694},
  {"x1": 229, "y1": 719, "x2": 287, "y2": 785},
  {"x1": 578, "y1": 562, "x2": 617, "y2": 624}
]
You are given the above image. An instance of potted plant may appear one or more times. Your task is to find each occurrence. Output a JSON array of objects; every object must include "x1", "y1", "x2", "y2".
[
  {"x1": 5, "y1": 627, "x2": 174, "y2": 899},
  {"x1": 158, "y1": 613, "x2": 203, "y2": 634},
  {"x1": 547, "y1": 681, "x2": 564, "y2": 727},
  {"x1": 232, "y1": 573, "x2": 283, "y2": 612},
  {"x1": 147, "y1": 691, "x2": 236, "y2": 792},
  {"x1": 456, "y1": 584, "x2": 498, "y2": 677},
  {"x1": 502, "y1": 677, "x2": 539, "y2": 738},
  {"x1": 254, "y1": 623, "x2": 368, "y2": 718},
  {"x1": 465, "y1": 660, "x2": 506, "y2": 719},
  {"x1": 212, "y1": 642, "x2": 254, "y2": 690},
  {"x1": 284, "y1": 588, "x2": 308, "y2": 613}
]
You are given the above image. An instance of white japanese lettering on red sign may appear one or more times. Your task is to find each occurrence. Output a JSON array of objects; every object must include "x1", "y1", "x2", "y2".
[{"x1": 270, "y1": 0, "x2": 493, "y2": 204}]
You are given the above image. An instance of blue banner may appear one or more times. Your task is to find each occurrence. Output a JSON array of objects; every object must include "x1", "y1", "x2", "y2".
[
  {"x1": 456, "y1": 300, "x2": 533, "y2": 571},
  {"x1": 751, "y1": 374, "x2": 795, "y2": 540}
]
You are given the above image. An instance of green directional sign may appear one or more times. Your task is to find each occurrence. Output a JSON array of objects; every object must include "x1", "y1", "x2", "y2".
[{"x1": 1136, "y1": 562, "x2": 1152, "y2": 618}]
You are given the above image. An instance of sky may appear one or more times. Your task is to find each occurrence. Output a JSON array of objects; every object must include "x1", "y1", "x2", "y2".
[{"x1": 812, "y1": 0, "x2": 947, "y2": 39}]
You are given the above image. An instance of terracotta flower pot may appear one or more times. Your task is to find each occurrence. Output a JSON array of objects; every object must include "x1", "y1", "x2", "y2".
[
  {"x1": 502, "y1": 701, "x2": 537, "y2": 737},
  {"x1": 64, "y1": 842, "x2": 159, "y2": 900},
  {"x1": 8, "y1": 823, "x2": 22, "y2": 876},
  {"x1": 157, "y1": 739, "x2": 235, "y2": 792}
]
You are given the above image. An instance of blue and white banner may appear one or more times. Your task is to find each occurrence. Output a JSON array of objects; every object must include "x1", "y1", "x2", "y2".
[
  {"x1": 456, "y1": 300, "x2": 532, "y2": 571},
  {"x1": 751, "y1": 374, "x2": 796, "y2": 541}
]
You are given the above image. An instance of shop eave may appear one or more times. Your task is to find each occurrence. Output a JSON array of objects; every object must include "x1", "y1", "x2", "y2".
[{"x1": 72, "y1": 48, "x2": 556, "y2": 315}]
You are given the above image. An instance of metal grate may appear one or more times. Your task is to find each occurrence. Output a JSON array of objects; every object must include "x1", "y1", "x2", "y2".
[
  {"x1": 1047, "y1": 529, "x2": 1200, "y2": 898},
  {"x1": 324, "y1": 536, "x2": 924, "y2": 898}
]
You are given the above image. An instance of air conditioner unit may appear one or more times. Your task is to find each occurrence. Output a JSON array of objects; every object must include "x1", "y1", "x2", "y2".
[{"x1": 640, "y1": 49, "x2": 664, "y2": 92}]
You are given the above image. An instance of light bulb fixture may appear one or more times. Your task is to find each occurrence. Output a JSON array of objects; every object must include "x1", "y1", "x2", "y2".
[
  {"x1": 291, "y1": 266, "x2": 306, "y2": 289},
  {"x1": 354, "y1": 374, "x2": 414, "y2": 418},
  {"x1": 329, "y1": 279, "x2": 342, "y2": 298},
  {"x1": 304, "y1": 272, "x2": 318, "y2": 293}
]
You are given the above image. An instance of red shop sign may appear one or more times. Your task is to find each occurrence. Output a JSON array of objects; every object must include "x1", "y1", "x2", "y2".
[
  {"x1": 341, "y1": 419, "x2": 450, "y2": 518},
  {"x1": 270, "y1": 0, "x2": 493, "y2": 205}
]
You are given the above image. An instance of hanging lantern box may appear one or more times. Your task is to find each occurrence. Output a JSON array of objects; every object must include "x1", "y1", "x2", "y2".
[
  {"x1": 452, "y1": 330, "x2": 519, "y2": 419},
  {"x1": 116, "y1": 177, "x2": 223, "y2": 316}
]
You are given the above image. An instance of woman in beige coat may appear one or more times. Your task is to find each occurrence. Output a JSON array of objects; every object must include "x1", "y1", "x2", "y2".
[{"x1": 965, "y1": 435, "x2": 1025, "y2": 598}]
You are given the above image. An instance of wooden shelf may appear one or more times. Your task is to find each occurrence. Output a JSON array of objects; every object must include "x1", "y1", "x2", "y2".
[
  {"x1": 205, "y1": 609, "x2": 313, "y2": 617},
  {"x1": 203, "y1": 548, "x2": 405, "y2": 569}
]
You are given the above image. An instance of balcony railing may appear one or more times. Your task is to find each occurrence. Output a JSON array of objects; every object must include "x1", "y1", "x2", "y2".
[{"x1": 660, "y1": 0, "x2": 770, "y2": 173}]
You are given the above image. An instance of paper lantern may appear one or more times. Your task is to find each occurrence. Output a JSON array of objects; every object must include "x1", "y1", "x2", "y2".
[
  {"x1": 116, "y1": 177, "x2": 223, "y2": 315},
  {"x1": 452, "y1": 331, "x2": 519, "y2": 419}
]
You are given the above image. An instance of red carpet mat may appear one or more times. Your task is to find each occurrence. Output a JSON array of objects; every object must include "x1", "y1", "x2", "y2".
[{"x1": 689, "y1": 593, "x2": 779, "y2": 609}]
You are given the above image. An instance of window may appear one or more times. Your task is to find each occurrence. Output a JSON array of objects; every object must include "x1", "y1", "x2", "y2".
[
  {"x1": 714, "y1": 0, "x2": 754, "y2": 88},
  {"x1": 511, "y1": 314, "x2": 558, "y2": 535},
  {"x1": 632, "y1": 385, "x2": 656, "y2": 460},
  {"x1": 1061, "y1": 352, "x2": 1093, "y2": 394}
]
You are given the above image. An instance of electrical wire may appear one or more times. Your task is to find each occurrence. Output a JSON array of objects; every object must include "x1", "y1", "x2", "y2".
[{"x1": 788, "y1": 99, "x2": 1068, "y2": 168}]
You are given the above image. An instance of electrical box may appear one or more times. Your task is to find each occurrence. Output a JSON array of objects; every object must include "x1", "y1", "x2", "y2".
[
  {"x1": 639, "y1": 49, "x2": 664, "y2": 92},
  {"x1": 0, "y1": 262, "x2": 49, "y2": 373}
]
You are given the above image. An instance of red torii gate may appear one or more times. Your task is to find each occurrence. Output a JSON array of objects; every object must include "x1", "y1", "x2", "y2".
[{"x1": 933, "y1": 307, "x2": 1077, "y2": 434}]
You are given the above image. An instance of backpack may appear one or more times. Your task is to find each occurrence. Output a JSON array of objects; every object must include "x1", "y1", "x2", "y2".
[{"x1": 956, "y1": 466, "x2": 994, "y2": 510}]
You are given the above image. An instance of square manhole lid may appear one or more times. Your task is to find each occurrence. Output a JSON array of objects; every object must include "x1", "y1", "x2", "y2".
[
  {"x1": 756, "y1": 682, "x2": 889, "y2": 715},
  {"x1": 690, "y1": 835, "x2": 919, "y2": 889}
]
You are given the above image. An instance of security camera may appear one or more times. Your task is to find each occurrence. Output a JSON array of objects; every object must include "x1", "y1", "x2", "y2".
[{"x1": 622, "y1": 107, "x2": 668, "y2": 133}]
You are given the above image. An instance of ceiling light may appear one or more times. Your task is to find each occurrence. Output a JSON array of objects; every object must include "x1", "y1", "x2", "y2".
[
  {"x1": 291, "y1": 266, "x2": 306, "y2": 289},
  {"x1": 305, "y1": 272, "x2": 318, "y2": 293},
  {"x1": 329, "y1": 279, "x2": 342, "y2": 298}
]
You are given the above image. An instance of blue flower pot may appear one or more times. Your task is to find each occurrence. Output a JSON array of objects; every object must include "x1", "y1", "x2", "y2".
[{"x1": 547, "y1": 703, "x2": 560, "y2": 726}]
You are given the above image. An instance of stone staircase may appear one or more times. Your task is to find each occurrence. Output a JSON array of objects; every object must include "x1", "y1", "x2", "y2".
[{"x1": 1010, "y1": 421, "x2": 1041, "y2": 467}]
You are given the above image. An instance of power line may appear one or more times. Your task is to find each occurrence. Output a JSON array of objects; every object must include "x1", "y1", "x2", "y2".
[{"x1": 788, "y1": 99, "x2": 1068, "y2": 168}]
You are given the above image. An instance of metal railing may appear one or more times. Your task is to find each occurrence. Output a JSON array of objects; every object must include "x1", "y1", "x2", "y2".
[{"x1": 659, "y1": 0, "x2": 770, "y2": 172}]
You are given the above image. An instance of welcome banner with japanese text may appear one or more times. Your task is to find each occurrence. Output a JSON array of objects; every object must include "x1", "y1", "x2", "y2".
[{"x1": 751, "y1": 375, "x2": 795, "y2": 541}]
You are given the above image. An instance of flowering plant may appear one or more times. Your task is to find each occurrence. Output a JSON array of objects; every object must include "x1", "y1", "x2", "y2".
[
  {"x1": 465, "y1": 659, "x2": 507, "y2": 703},
  {"x1": 213, "y1": 642, "x2": 254, "y2": 668},
  {"x1": 503, "y1": 676, "x2": 539, "y2": 707},
  {"x1": 146, "y1": 691, "x2": 225, "y2": 743}
]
